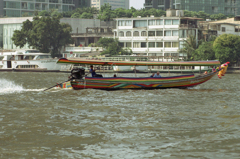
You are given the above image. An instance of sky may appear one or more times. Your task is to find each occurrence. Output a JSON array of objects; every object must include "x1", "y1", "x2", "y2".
[{"x1": 129, "y1": 0, "x2": 145, "y2": 9}]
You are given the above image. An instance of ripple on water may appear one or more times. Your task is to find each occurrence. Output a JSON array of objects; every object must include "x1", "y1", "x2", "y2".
[{"x1": 0, "y1": 73, "x2": 240, "y2": 158}]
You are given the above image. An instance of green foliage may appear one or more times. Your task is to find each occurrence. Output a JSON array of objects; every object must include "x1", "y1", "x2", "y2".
[
  {"x1": 180, "y1": 35, "x2": 198, "y2": 60},
  {"x1": 210, "y1": 13, "x2": 226, "y2": 20},
  {"x1": 71, "y1": 12, "x2": 81, "y2": 18},
  {"x1": 98, "y1": 3, "x2": 115, "y2": 21},
  {"x1": 38, "y1": 10, "x2": 51, "y2": 16},
  {"x1": 184, "y1": 10, "x2": 232, "y2": 20},
  {"x1": 80, "y1": 12, "x2": 93, "y2": 19},
  {"x1": 12, "y1": 15, "x2": 73, "y2": 57},
  {"x1": 97, "y1": 38, "x2": 131, "y2": 56},
  {"x1": 68, "y1": 7, "x2": 98, "y2": 19},
  {"x1": 195, "y1": 41, "x2": 215, "y2": 60},
  {"x1": 213, "y1": 34, "x2": 240, "y2": 64}
]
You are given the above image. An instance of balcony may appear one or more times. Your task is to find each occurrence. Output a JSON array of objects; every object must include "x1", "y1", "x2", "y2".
[{"x1": 179, "y1": 24, "x2": 198, "y2": 29}]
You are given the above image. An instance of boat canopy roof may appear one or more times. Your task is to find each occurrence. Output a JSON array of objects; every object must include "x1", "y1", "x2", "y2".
[{"x1": 57, "y1": 58, "x2": 221, "y2": 66}]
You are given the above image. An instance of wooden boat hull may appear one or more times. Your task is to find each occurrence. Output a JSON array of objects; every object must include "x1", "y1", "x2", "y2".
[{"x1": 70, "y1": 73, "x2": 216, "y2": 90}]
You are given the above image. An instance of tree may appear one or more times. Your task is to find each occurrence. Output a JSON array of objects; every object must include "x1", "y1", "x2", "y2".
[
  {"x1": 38, "y1": 10, "x2": 50, "y2": 16},
  {"x1": 213, "y1": 34, "x2": 240, "y2": 64},
  {"x1": 97, "y1": 38, "x2": 131, "y2": 56},
  {"x1": 180, "y1": 35, "x2": 199, "y2": 60},
  {"x1": 12, "y1": 15, "x2": 73, "y2": 57},
  {"x1": 71, "y1": 12, "x2": 81, "y2": 18},
  {"x1": 98, "y1": 3, "x2": 116, "y2": 21},
  {"x1": 80, "y1": 12, "x2": 93, "y2": 19},
  {"x1": 210, "y1": 13, "x2": 226, "y2": 20},
  {"x1": 195, "y1": 41, "x2": 215, "y2": 60}
]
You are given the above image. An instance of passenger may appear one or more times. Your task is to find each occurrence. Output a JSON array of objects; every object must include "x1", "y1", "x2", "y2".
[
  {"x1": 113, "y1": 74, "x2": 117, "y2": 77},
  {"x1": 150, "y1": 73, "x2": 155, "y2": 77},
  {"x1": 204, "y1": 71, "x2": 208, "y2": 75},
  {"x1": 89, "y1": 65, "x2": 96, "y2": 77},
  {"x1": 153, "y1": 71, "x2": 161, "y2": 78},
  {"x1": 89, "y1": 65, "x2": 103, "y2": 77}
]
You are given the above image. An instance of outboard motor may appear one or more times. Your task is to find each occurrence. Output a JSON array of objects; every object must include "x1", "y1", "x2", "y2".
[{"x1": 69, "y1": 68, "x2": 85, "y2": 80}]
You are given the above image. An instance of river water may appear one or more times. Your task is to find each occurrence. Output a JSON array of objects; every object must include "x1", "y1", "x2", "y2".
[{"x1": 0, "y1": 72, "x2": 240, "y2": 158}]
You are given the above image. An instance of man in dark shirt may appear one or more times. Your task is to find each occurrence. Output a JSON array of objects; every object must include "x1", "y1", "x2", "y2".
[{"x1": 89, "y1": 65, "x2": 96, "y2": 77}]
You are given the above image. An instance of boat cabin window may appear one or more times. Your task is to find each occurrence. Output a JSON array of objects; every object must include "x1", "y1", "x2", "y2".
[
  {"x1": 24, "y1": 56, "x2": 35, "y2": 60},
  {"x1": 17, "y1": 65, "x2": 39, "y2": 68},
  {"x1": 35, "y1": 55, "x2": 52, "y2": 59},
  {"x1": 25, "y1": 50, "x2": 39, "y2": 53}
]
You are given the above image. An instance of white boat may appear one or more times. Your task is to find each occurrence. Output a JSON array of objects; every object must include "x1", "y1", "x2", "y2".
[{"x1": 0, "y1": 50, "x2": 71, "y2": 72}]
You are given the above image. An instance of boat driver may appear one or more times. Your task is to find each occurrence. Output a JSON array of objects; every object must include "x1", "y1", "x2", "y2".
[
  {"x1": 89, "y1": 65, "x2": 96, "y2": 77},
  {"x1": 154, "y1": 71, "x2": 162, "y2": 78}
]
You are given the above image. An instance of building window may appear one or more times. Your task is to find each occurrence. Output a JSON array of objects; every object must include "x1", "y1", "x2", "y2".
[
  {"x1": 156, "y1": 42, "x2": 163, "y2": 47},
  {"x1": 133, "y1": 42, "x2": 140, "y2": 48},
  {"x1": 179, "y1": 30, "x2": 187, "y2": 38},
  {"x1": 165, "y1": 42, "x2": 171, "y2": 48},
  {"x1": 179, "y1": 41, "x2": 184, "y2": 49},
  {"x1": 119, "y1": 31, "x2": 124, "y2": 37},
  {"x1": 141, "y1": 42, "x2": 147, "y2": 48},
  {"x1": 118, "y1": 20, "x2": 132, "y2": 26},
  {"x1": 165, "y1": 20, "x2": 172, "y2": 25},
  {"x1": 156, "y1": 19, "x2": 163, "y2": 25},
  {"x1": 148, "y1": 20, "x2": 155, "y2": 25},
  {"x1": 133, "y1": 20, "x2": 147, "y2": 28},
  {"x1": 172, "y1": 19, "x2": 179, "y2": 25},
  {"x1": 222, "y1": 27, "x2": 226, "y2": 32},
  {"x1": 156, "y1": 31, "x2": 163, "y2": 36},
  {"x1": 148, "y1": 42, "x2": 155, "y2": 48},
  {"x1": 157, "y1": 0, "x2": 164, "y2": 5},
  {"x1": 172, "y1": 30, "x2": 179, "y2": 36},
  {"x1": 188, "y1": 30, "x2": 196, "y2": 36},
  {"x1": 172, "y1": 42, "x2": 179, "y2": 47},
  {"x1": 171, "y1": 53, "x2": 178, "y2": 57},
  {"x1": 126, "y1": 42, "x2": 132, "y2": 47},
  {"x1": 141, "y1": 31, "x2": 147, "y2": 36},
  {"x1": 126, "y1": 31, "x2": 131, "y2": 37},
  {"x1": 148, "y1": 31, "x2": 155, "y2": 36},
  {"x1": 164, "y1": 31, "x2": 171, "y2": 36},
  {"x1": 119, "y1": 42, "x2": 124, "y2": 47},
  {"x1": 235, "y1": 26, "x2": 240, "y2": 32},
  {"x1": 133, "y1": 31, "x2": 139, "y2": 36}
]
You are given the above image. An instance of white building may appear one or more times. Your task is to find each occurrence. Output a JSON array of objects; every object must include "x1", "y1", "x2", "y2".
[
  {"x1": 208, "y1": 17, "x2": 240, "y2": 36},
  {"x1": 91, "y1": 0, "x2": 129, "y2": 10},
  {"x1": 113, "y1": 10, "x2": 201, "y2": 60}
]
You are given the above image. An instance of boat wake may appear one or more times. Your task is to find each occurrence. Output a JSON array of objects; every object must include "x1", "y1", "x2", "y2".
[{"x1": 0, "y1": 79, "x2": 43, "y2": 94}]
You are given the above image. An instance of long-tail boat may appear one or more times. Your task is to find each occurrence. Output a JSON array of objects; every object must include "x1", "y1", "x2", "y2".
[{"x1": 56, "y1": 58, "x2": 228, "y2": 90}]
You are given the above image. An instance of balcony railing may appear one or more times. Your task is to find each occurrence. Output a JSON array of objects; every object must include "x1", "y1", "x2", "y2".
[{"x1": 179, "y1": 24, "x2": 198, "y2": 29}]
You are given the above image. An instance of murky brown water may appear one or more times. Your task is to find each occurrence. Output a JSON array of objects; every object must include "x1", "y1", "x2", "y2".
[{"x1": 0, "y1": 72, "x2": 240, "y2": 158}]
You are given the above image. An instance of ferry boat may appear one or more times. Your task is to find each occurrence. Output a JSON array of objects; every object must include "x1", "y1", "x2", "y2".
[
  {"x1": 51, "y1": 58, "x2": 229, "y2": 90},
  {"x1": 0, "y1": 50, "x2": 70, "y2": 72}
]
